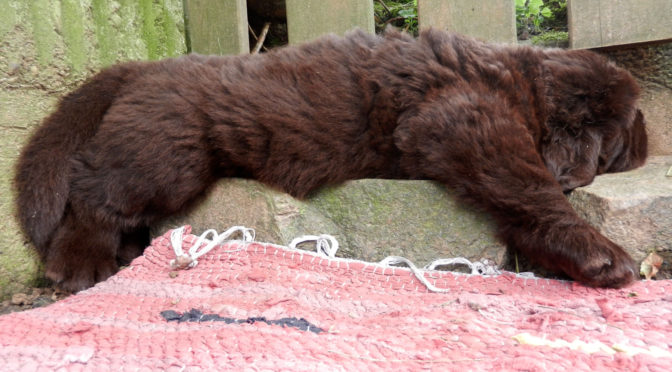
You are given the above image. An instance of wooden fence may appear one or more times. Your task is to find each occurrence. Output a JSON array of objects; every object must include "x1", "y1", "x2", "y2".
[{"x1": 184, "y1": 0, "x2": 672, "y2": 55}]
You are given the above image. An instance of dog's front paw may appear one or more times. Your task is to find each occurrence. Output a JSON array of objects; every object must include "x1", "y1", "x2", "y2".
[
  {"x1": 561, "y1": 227, "x2": 638, "y2": 288},
  {"x1": 45, "y1": 254, "x2": 118, "y2": 293}
]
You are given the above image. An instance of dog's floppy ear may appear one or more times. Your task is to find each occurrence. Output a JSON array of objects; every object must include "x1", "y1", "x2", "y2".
[{"x1": 598, "y1": 108, "x2": 648, "y2": 174}]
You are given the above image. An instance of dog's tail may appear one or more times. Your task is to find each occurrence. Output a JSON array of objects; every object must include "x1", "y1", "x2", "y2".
[{"x1": 14, "y1": 63, "x2": 137, "y2": 256}]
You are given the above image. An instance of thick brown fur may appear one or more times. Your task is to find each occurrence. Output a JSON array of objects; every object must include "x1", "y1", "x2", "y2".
[{"x1": 15, "y1": 29, "x2": 647, "y2": 292}]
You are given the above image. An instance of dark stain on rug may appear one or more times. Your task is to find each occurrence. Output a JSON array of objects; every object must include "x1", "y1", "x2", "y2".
[{"x1": 160, "y1": 308, "x2": 324, "y2": 334}]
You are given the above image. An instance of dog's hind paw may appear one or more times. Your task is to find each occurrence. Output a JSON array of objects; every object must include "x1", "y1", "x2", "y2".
[{"x1": 45, "y1": 256, "x2": 118, "y2": 293}]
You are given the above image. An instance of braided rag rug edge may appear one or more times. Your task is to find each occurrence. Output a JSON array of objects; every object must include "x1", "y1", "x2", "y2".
[{"x1": 0, "y1": 226, "x2": 670, "y2": 371}]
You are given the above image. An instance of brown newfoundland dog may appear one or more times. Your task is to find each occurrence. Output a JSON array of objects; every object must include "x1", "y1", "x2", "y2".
[{"x1": 15, "y1": 29, "x2": 647, "y2": 292}]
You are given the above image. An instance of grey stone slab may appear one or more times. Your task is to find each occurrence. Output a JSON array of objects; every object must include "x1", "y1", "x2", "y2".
[
  {"x1": 156, "y1": 158, "x2": 672, "y2": 279},
  {"x1": 154, "y1": 179, "x2": 506, "y2": 269},
  {"x1": 569, "y1": 156, "x2": 672, "y2": 278}
]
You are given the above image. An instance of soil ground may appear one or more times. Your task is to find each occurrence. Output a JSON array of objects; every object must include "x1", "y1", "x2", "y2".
[{"x1": 0, "y1": 285, "x2": 70, "y2": 315}]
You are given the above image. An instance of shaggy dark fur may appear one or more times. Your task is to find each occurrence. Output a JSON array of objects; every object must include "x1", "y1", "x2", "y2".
[{"x1": 15, "y1": 29, "x2": 647, "y2": 292}]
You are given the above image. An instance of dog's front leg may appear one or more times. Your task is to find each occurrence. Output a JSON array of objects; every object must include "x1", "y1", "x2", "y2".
[{"x1": 393, "y1": 94, "x2": 637, "y2": 288}]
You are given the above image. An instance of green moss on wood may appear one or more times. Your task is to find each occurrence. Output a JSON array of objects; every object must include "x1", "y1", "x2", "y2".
[
  {"x1": 115, "y1": 0, "x2": 143, "y2": 62},
  {"x1": 92, "y1": 0, "x2": 116, "y2": 66},
  {"x1": 0, "y1": 0, "x2": 188, "y2": 300},
  {"x1": 60, "y1": 0, "x2": 87, "y2": 73},
  {"x1": 28, "y1": 0, "x2": 57, "y2": 66},
  {"x1": 160, "y1": 0, "x2": 179, "y2": 57},
  {"x1": 139, "y1": 0, "x2": 159, "y2": 60},
  {"x1": 0, "y1": 0, "x2": 18, "y2": 40}
]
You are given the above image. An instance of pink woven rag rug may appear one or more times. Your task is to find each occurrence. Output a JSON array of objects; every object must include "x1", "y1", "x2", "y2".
[{"x1": 1, "y1": 226, "x2": 671, "y2": 371}]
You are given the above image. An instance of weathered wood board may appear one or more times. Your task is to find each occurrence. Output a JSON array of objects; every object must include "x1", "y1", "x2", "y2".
[
  {"x1": 418, "y1": 0, "x2": 517, "y2": 44},
  {"x1": 569, "y1": 0, "x2": 672, "y2": 49},
  {"x1": 184, "y1": 0, "x2": 249, "y2": 55},
  {"x1": 285, "y1": 0, "x2": 374, "y2": 44}
]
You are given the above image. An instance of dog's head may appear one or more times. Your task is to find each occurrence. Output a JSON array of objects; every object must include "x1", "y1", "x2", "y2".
[{"x1": 540, "y1": 49, "x2": 648, "y2": 192}]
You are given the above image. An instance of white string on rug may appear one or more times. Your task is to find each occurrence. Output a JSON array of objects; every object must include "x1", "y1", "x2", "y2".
[
  {"x1": 169, "y1": 226, "x2": 507, "y2": 293},
  {"x1": 169, "y1": 226, "x2": 255, "y2": 270},
  {"x1": 289, "y1": 234, "x2": 339, "y2": 258},
  {"x1": 379, "y1": 256, "x2": 452, "y2": 293},
  {"x1": 424, "y1": 257, "x2": 502, "y2": 276},
  {"x1": 379, "y1": 256, "x2": 502, "y2": 293}
]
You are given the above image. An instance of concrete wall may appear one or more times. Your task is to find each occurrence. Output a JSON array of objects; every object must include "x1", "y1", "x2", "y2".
[
  {"x1": 155, "y1": 179, "x2": 506, "y2": 270},
  {"x1": 602, "y1": 42, "x2": 672, "y2": 156},
  {"x1": 0, "y1": 0, "x2": 187, "y2": 299}
]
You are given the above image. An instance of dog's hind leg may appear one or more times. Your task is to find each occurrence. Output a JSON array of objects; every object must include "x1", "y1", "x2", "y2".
[
  {"x1": 117, "y1": 226, "x2": 151, "y2": 266},
  {"x1": 45, "y1": 209, "x2": 120, "y2": 292}
]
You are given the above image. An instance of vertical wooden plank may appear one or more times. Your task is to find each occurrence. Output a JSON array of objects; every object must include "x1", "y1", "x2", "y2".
[
  {"x1": 160, "y1": 0, "x2": 180, "y2": 57},
  {"x1": 139, "y1": 0, "x2": 159, "y2": 60},
  {"x1": 60, "y1": 0, "x2": 87, "y2": 72},
  {"x1": 0, "y1": 0, "x2": 18, "y2": 40},
  {"x1": 418, "y1": 0, "x2": 516, "y2": 44},
  {"x1": 285, "y1": 0, "x2": 374, "y2": 45},
  {"x1": 569, "y1": 0, "x2": 672, "y2": 49},
  {"x1": 184, "y1": 0, "x2": 249, "y2": 55},
  {"x1": 28, "y1": 0, "x2": 59, "y2": 66},
  {"x1": 567, "y1": 0, "x2": 600, "y2": 49},
  {"x1": 92, "y1": 0, "x2": 117, "y2": 66}
]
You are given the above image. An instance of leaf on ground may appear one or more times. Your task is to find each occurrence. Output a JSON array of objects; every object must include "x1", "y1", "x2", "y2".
[{"x1": 640, "y1": 252, "x2": 663, "y2": 280}]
